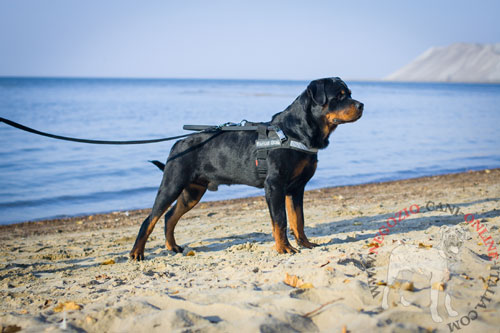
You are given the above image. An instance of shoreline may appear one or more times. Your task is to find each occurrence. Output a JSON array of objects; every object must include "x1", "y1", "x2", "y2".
[
  {"x1": 1, "y1": 168, "x2": 499, "y2": 332},
  {"x1": 1, "y1": 168, "x2": 498, "y2": 237}
]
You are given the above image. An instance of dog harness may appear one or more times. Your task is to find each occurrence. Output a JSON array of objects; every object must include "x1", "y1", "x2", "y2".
[
  {"x1": 253, "y1": 123, "x2": 317, "y2": 178},
  {"x1": 183, "y1": 121, "x2": 318, "y2": 179}
]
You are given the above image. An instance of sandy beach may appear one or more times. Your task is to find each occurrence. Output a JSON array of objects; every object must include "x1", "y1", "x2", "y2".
[{"x1": 1, "y1": 169, "x2": 499, "y2": 333}]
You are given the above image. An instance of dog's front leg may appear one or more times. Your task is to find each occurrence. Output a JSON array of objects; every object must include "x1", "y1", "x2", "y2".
[
  {"x1": 265, "y1": 177, "x2": 298, "y2": 254},
  {"x1": 286, "y1": 187, "x2": 318, "y2": 249}
]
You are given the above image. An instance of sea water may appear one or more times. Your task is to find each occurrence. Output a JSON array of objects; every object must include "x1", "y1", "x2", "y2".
[{"x1": 1, "y1": 78, "x2": 499, "y2": 224}]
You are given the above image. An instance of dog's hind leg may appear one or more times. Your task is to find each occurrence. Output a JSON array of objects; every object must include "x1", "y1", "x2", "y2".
[
  {"x1": 130, "y1": 174, "x2": 186, "y2": 260},
  {"x1": 164, "y1": 183, "x2": 207, "y2": 253},
  {"x1": 130, "y1": 214, "x2": 159, "y2": 260}
]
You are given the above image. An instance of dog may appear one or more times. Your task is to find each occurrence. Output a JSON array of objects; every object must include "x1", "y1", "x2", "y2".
[
  {"x1": 381, "y1": 225, "x2": 466, "y2": 322},
  {"x1": 130, "y1": 77, "x2": 363, "y2": 260}
]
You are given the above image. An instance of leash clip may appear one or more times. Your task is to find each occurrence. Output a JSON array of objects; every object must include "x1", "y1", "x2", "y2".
[{"x1": 217, "y1": 122, "x2": 237, "y2": 130}]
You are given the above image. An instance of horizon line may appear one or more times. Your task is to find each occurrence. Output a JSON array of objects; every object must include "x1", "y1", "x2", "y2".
[
  {"x1": 1, "y1": 75, "x2": 498, "y2": 85},
  {"x1": 0, "y1": 74, "x2": 382, "y2": 83}
]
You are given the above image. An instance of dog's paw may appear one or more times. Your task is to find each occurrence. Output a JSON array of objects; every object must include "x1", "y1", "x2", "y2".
[
  {"x1": 167, "y1": 243, "x2": 184, "y2": 254},
  {"x1": 129, "y1": 249, "x2": 145, "y2": 261},
  {"x1": 297, "y1": 238, "x2": 319, "y2": 249},
  {"x1": 275, "y1": 243, "x2": 299, "y2": 254}
]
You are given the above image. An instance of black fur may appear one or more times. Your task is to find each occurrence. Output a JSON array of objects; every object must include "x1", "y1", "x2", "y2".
[{"x1": 130, "y1": 77, "x2": 363, "y2": 260}]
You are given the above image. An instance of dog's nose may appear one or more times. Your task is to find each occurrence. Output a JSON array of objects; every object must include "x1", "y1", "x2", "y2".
[{"x1": 357, "y1": 102, "x2": 364, "y2": 111}]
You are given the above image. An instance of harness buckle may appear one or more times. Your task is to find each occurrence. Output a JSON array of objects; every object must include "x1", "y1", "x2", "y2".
[{"x1": 268, "y1": 125, "x2": 287, "y2": 142}]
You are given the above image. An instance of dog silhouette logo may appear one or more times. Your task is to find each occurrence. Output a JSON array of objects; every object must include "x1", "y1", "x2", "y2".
[{"x1": 381, "y1": 225, "x2": 467, "y2": 322}]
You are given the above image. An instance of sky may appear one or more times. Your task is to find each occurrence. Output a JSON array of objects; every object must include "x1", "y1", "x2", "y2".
[{"x1": 0, "y1": 0, "x2": 499, "y2": 81}]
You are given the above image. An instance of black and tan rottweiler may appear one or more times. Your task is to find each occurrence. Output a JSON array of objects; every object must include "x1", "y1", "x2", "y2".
[{"x1": 130, "y1": 77, "x2": 363, "y2": 260}]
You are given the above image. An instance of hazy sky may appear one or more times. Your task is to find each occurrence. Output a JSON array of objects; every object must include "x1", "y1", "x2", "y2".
[{"x1": 0, "y1": 0, "x2": 499, "y2": 80}]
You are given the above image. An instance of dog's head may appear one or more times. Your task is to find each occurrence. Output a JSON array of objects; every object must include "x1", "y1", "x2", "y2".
[
  {"x1": 306, "y1": 77, "x2": 363, "y2": 136},
  {"x1": 439, "y1": 225, "x2": 467, "y2": 255}
]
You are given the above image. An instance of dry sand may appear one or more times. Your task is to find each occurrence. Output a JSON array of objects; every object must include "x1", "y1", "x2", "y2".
[{"x1": 1, "y1": 169, "x2": 499, "y2": 333}]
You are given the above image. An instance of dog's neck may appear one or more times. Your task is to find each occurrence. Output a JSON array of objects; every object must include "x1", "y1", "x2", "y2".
[{"x1": 271, "y1": 93, "x2": 333, "y2": 150}]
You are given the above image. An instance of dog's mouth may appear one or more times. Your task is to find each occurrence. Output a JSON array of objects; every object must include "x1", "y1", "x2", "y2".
[
  {"x1": 352, "y1": 102, "x2": 364, "y2": 122},
  {"x1": 326, "y1": 109, "x2": 363, "y2": 125},
  {"x1": 325, "y1": 100, "x2": 363, "y2": 125},
  {"x1": 348, "y1": 110, "x2": 363, "y2": 123},
  {"x1": 340, "y1": 101, "x2": 363, "y2": 123},
  {"x1": 339, "y1": 110, "x2": 363, "y2": 124}
]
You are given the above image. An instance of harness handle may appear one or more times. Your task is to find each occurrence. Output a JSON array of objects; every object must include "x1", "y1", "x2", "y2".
[
  {"x1": 183, "y1": 122, "x2": 259, "y2": 132},
  {"x1": 183, "y1": 125, "x2": 216, "y2": 131}
]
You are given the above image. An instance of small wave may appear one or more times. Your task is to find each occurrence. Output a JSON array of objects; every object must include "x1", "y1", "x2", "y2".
[
  {"x1": 0, "y1": 186, "x2": 157, "y2": 210},
  {"x1": 179, "y1": 89, "x2": 207, "y2": 95}
]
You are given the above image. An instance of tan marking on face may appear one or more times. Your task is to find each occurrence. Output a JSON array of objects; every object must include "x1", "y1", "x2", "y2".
[
  {"x1": 326, "y1": 104, "x2": 359, "y2": 124},
  {"x1": 320, "y1": 103, "x2": 360, "y2": 138},
  {"x1": 321, "y1": 114, "x2": 336, "y2": 138}
]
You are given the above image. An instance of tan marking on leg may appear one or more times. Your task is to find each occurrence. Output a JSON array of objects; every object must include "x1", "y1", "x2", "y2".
[
  {"x1": 165, "y1": 203, "x2": 184, "y2": 251},
  {"x1": 272, "y1": 219, "x2": 298, "y2": 254},
  {"x1": 165, "y1": 183, "x2": 206, "y2": 251},
  {"x1": 147, "y1": 215, "x2": 161, "y2": 234},
  {"x1": 286, "y1": 196, "x2": 318, "y2": 249},
  {"x1": 130, "y1": 214, "x2": 164, "y2": 260},
  {"x1": 286, "y1": 196, "x2": 301, "y2": 240},
  {"x1": 291, "y1": 160, "x2": 309, "y2": 179}
]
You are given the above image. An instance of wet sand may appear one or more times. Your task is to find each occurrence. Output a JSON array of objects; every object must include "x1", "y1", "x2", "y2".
[{"x1": 1, "y1": 169, "x2": 499, "y2": 332}]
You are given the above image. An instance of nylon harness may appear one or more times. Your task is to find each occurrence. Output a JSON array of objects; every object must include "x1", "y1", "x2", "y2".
[{"x1": 183, "y1": 121, "x2": 318, "y2": 179}]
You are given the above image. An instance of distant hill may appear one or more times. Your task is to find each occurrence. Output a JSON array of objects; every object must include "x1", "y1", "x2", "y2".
[{"x1": 385, "y1": 43, "x2": 500, "y2": 83}]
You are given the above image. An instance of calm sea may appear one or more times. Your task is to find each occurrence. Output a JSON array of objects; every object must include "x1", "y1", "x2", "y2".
[{"x1": 1, "y1": 78, "x2": 499, "y2": 224}]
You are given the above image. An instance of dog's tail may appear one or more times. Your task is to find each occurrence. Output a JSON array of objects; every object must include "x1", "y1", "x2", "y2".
[{"x1": 149, "y1": 160, "x2": 165, "y2": 171}]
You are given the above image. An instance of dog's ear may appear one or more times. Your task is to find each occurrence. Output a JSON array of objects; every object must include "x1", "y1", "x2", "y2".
[
  {"x1": 324, "y1": 77, "x2": 341, "y2": 101},
  {"x1": 307, "y1": 79, "x2": 326, "y2": 106}
]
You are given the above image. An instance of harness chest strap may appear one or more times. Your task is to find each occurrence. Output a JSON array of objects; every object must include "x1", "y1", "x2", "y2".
[
  {"x1": 256, "y1": 138, "x2": 319, "y2": 153},
  {"x1": 254, "y1": 124, "x2": 317, "y2": 178}
]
